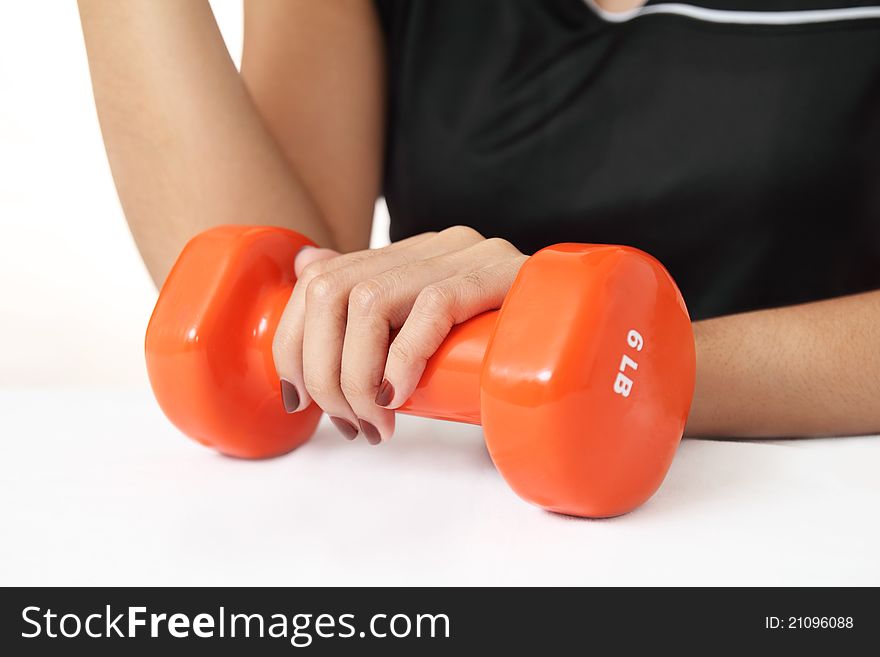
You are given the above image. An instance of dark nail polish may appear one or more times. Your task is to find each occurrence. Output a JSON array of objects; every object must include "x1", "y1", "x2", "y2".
[
  {"x1": 330, "y1": 416, "x2": 359, "y2": 441},
  {"x1": 358, "y1": 419, "x2": 382, "y2": 445},
  {"x1": 375, "y1": 378, "x2": 395, "y2": 407},
  {"x1": 280, "y1": 379, "x2": 300, "y2": 413}
]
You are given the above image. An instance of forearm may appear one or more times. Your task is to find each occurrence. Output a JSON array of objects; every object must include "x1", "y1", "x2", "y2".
[
  {"x1": 686, "y1": 290, "x2": 880, "y2": 438},
  {"x1": 78, "y1": 0, "x2": 333, "y2": 285}
]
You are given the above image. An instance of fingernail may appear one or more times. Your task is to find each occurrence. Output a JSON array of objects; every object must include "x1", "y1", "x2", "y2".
[
  {"x1": 358, "y1": 419, "x2": 382, "y2": 445},
  {"x1": 296, "y1": 245, "x2": 314, "y2": 256},
  {"x1": 280, "y1": 379, "x2": 300, "y2": 413},
  {"x1": 374, "y1": 378, "x2": 395, "y2": 407},
  {"x1": 330, "y1": 416, "x2": 359, "y2": 441}
]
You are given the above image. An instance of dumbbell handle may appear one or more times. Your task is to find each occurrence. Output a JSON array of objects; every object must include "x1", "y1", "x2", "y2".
[{"x1": 396, "y1": 311, "x2": 495, "y2": 425}]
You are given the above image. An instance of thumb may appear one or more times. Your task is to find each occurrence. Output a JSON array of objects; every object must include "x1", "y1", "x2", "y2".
[{"x1": 294, "y1": 246, "x2": 341, "y2": 277}]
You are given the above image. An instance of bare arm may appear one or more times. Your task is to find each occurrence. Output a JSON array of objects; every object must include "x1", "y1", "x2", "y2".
[
  {"x1": 687, "y1": 290, "x2": 880, "y2": 438},
  {"x1": 78, "y1": 0, "x2": 383, "y2": 285},
  {"x1": 241, "y1": 0, "x2": 384, "y2": 259}
]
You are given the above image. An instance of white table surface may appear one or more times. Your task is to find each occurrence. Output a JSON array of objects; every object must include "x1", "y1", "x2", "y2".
[{"x1": 2, "y1": 387, "x2": 878, "y2": 586}]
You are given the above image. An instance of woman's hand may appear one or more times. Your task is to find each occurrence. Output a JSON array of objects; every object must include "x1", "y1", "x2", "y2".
[{"x1": 272, "y1": 226, "x2": 527, "y2": 444}]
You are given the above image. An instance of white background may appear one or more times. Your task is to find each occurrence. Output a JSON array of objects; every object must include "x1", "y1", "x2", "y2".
[{"x1": 1, "y1": 2, "x2": 878, "y2": 586}]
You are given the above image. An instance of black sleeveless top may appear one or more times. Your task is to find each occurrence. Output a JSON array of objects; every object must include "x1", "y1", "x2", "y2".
[{"x1": 375, "y1": 0, "x2": 880, "y2": 320}]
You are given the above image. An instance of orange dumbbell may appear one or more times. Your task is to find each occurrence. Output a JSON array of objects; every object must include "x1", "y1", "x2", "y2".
[{"x1": 146, "y1": 225, "x2": 695, "y2": 517}]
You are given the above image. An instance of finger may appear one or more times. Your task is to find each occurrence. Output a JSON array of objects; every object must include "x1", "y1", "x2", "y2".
[
  {"x1": 339, "y1": 244, "x2": 508, "y2": 442},
  {"x1": 380, "y1": 251, "x2": 527, "y2": 411},
  {"x1": 272, "y1": 228, "x2": 466, "y2": 415},
  {"x1": 273, "y1": 247, "x2": 340, "y2": 414},
  {"x1": 285, "y1": 226, "x2": 485, "y2": 425},
  {"x1": 294, "y1": 246, "x2": 340, "y2": 278}
]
